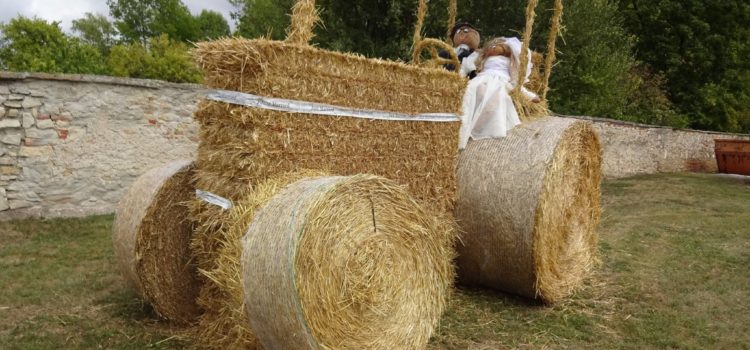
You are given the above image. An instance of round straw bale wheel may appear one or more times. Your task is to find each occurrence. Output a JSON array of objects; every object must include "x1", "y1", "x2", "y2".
[
  {"x1": 455, "y1": 117, "x2": 602, "y2": 303},
  {"x1": 241, "y1": 175, "x2": 456, "y2": 350},
  {"x1": 112, "y1": 160, "x2": 201, "y2": 324}
]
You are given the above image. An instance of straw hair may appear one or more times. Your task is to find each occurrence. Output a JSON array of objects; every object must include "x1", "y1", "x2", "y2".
[
  {"x1": 112, "y1": 160, "x2": 201, "y2": 324},
  {"x1": 286, "y1": 0, "x2": 320, "y2": 45},
  {"x1": 455, "y1": 117, "x2": 602, "y2": 303},
  {"x1": 242, "y1": 175, "x2": 456, "y2": 349},
  {"x1": 192, "y1": 38, "x2": 465, "y2": 115}
]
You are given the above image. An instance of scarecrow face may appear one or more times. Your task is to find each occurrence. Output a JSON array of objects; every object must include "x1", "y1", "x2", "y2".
[
  {"x1": 485, "y1": 38, "x2": 509, "y2": 57},
  {"x1": 453, "y1": 26, "x2": 480, "y2": 50}
]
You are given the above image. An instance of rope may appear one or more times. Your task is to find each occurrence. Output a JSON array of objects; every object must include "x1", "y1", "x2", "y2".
[
  {"x1": 411, "y1": 0, "x2": 429, "y2": 62},
  {"x1": 540, "y1": 0, "x2": 563, "y2": 101},
  {"x1": 286, "y1": 0, "x2": 319, "y2": 45},
  {"x1": 447, "y1": 0, "x2": 458, "y2": 41},
  {"x1": 514, "y1": 0, "x2": 539, "y2": 95}
]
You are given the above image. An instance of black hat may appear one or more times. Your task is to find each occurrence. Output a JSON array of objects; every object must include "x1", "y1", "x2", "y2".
[{"x1": 450, "y1": 21, "x2": 479, "y2": 40}]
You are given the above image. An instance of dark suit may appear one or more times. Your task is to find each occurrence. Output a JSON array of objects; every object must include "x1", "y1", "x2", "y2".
[{"x1": 440, "y1": 47, "x2": 477, "y2": 79}]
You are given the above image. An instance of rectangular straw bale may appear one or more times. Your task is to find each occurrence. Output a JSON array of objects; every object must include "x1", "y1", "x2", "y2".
[
  {"x1": 192, "y1": 38, "x2": 466, "y2": 115},
  {"x1": 193, "y1": 100, "x2": 460, "y2": 212}
]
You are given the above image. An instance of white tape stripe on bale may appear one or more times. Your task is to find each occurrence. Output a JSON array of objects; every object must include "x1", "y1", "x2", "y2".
[
  {"x1": 207, "y1": 90, "x2": 461, "y2": 123},
  {"x1": 196, "y1": 189, "x2": 233, "y2": 210}
]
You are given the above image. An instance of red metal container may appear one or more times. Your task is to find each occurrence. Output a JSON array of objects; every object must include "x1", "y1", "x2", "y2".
[{"x1": 715, "y1": 139, "x2": 750, "y2": 175}]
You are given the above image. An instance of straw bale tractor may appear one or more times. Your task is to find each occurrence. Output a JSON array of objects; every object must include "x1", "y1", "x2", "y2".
[{"x1": 113, "y1": 0, "x2": 602, "y2": 349}]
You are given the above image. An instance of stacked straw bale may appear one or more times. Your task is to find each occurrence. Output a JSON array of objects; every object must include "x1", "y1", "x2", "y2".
[
  {"x1": 193, "y1": 38, "x2": 466, "y2": 115},
  {"x1": 192, "y1": 101, "x2": 460, "y2": 212},
  {"x1": 455, "y1": 117, "x2": 602, "y2": 303},
  {"x1": 112, "y1": 160, "x2": 201, "y2": 324},
  {"x1": 191, "y1": 170, "x2": 324, "y2": 349},
  {"x1": 242, "y1": 175, "x2": 456, "y2": 350},
  {"x1": 190, "y1": 38, "x2": 465, "y2": 211}
]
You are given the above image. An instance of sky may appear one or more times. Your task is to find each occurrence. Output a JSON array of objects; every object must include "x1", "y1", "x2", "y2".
[{"x1": 0, "y1": 0, "x2": 237, "y2": 33}]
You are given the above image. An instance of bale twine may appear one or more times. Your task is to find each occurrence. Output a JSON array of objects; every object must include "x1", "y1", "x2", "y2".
[
  {"x1": 190, "y1": 170, "x2": 325, "y2": 350},
  {"x1": 112, "y1": 160, "x2": 201, "y2": 324},
  {"x1": 455, "y1": 117, "x2": 602, "y2": 303},
  {"x1": 242, "y1": 175, "x2": 456, "y2": 350}
]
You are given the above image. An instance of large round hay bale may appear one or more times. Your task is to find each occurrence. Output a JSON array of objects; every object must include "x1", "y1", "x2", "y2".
[
  {"x1": 112, "y1": 160, "x2": 201, "y2": 324},
  {"x1": 241, "y1": 175, "x2": 456, "y2": 350},
  {"x1": 455, "y1": 117, "x2": 602, "y2": 303},
  {"x1": 191, "y1": 170, "x2": 325, "y2": 350}
]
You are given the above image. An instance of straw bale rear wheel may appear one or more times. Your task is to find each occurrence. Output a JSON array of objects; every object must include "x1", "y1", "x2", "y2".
[
  {"x1": 241, "y1": 175, "x2": 455, "y2": 350},
  {"x1": 455, "y1": 117, "x2": 602, "y2": 303},
  {"x1": 112, "y1": 160, "x2": 201, "y2": 324}
]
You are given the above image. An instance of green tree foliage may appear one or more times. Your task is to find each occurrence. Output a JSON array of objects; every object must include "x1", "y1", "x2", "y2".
[
  {"x1": 107, "y1": 0, "x2": 199, "y2": 44},
  {"x1": 107, "y1": 34, "x2": 201, "y2": 83},
  {"x1": 0, "y1": 16, "x2": 108, "y2": 74},
  {"x1": 72, "y1": 13, "x2": 117, "y2": 54},
  {"x1": 620, "y1": 0, "x2": 750, "y2": 132},
  {"x1": 543, "y1": 0, "x2": 636, "y2": 119},
  {"x1": 195, "y1": 10, "x2": 230, "y2": 40},
  {"x1": 230, "y1": 0, "x2": 294, "y2": 39},
  {"x1": 313, "y1": 0, "x2": 421, "y2": 59}
]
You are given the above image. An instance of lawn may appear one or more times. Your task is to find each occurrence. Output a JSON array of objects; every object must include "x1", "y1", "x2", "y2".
[{"x1": 1, "y1": 173, "x2": 749, "y2": 349}]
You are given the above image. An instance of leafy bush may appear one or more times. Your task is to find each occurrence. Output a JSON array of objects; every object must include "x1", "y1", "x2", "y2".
[{"x1": 107, "y1": 34, "x2": 201, "y2": 83}]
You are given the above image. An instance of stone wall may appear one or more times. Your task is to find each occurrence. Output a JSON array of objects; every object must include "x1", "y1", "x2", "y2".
[
  {"x1": 0, "y1": 72, "x2": 204, "y2": 219},
  {"x1": 564, "y1": 115, "x2": 750, "y2": 178},
  {"x1": 0, "y1": 72, "x2": 748, "y2": 220}
]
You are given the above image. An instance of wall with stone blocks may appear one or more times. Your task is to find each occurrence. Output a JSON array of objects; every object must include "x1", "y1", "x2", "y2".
[
  {"x1": 0, "y1": 72, "x2": 204, "y2": 219},
  {"x1": 0, "y1": 72, "x2": 748, "y2": 220}
]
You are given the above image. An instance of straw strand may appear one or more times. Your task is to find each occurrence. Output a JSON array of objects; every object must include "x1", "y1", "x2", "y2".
[
  {"x1": 540, "y1": 0, "x2": 563, "y2": 101},
  {"x1": 286, "y1": 0, "x2": 320, "y2": 45}
]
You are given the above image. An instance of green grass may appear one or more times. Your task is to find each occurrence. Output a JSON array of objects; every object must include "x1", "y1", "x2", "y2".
[{"x1": 1, "y1": 173, "x2": 749, "y2": 349}]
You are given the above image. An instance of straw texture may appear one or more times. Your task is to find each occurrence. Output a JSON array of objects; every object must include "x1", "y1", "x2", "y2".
[
  {"x1": 242, "y1": 175, "x2": 456, "y2": 350},
  {"x1": 192, "y1": 100, "x2": 460, "y2": 213},
  {"x1": 285, "y1": 0, "x2": 320, "y2": 45},
  {"x1": 541, "y1": 0, "x2": 564, "y2": 100},
  {"x1": 112, "y1": 160, "x2": 201, "y2": 324},
  {"x1": 192, "y1": 38, "x2": 466, "y2": 115},
  {"x1": 190, "y1": 170, "x2": 325, "y2": 350},
  {"x1": 455, "y1": 117, "x2": 602, "y2": 303}
]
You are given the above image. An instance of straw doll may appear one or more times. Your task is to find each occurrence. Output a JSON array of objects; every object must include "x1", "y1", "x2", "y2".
[{"x1": 458, "y1": 37, "x2": 539, "y2": 149}]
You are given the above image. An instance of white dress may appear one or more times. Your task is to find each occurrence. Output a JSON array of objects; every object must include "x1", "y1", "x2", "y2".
[{"x1": 458, "y1": 55, "x2": 521, "y2": 149}]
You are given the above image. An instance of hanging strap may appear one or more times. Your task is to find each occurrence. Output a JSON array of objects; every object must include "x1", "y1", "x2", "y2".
[
  {"x1": 514, "y1": 0, "x2": 539, "y2": 96},
  {"x1": 447, "y1": 0, "x2": 458, "y2": 41},
  {"x1": 411, "y1": 0, "x2": 430, "y2": 62},
  {"x1": 540, "y1": 0, "x2": 563, "y2": 101}
]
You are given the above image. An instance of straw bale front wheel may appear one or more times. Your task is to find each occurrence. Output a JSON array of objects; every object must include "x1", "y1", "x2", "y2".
[{"x1": 413, "y1": 38, "x2": 461, "y2": 70}]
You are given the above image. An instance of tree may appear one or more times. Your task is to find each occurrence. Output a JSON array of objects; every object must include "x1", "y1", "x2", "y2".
[
  {"x1": 107, "y1": 34, "x2": 201, "y2": 83},
  {"x1": 620, "y1": 0, "x2": 750, "y2": 132},
  {"x1": 71, "y1": 12, "x2": 118, "y2": 54},
  {"x1": 195, "y1": 10, "x2": 230, "y2": 40},
  {"x1": 107, "y1": 0, "x2": 199, "y2": 44},
  {"x1": 544, "y1": 0, "x2": 637, "y2": 119},
  {"x1": 231, "y1": 0, "x2": 294, "y2": 39},
  {"x1": 0, "y1": 16, "x2": 108, "y2": 74}
]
